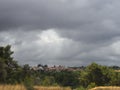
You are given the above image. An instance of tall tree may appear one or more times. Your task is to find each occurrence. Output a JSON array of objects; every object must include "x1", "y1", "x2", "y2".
[
  {"x1": 0, "y1": 58, "x2": 7, "y2": 83},
  {"x1": 0, "y1": 45, "x2": 19, "y2": 83},
  {"x1": 80, "y1": 63, "x2": 115, "y2": 87}
]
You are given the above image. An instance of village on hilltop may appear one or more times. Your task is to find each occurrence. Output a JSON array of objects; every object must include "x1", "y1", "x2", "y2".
[{"x1": 30, "y1": 64, "x2": 85, "y2": 72}]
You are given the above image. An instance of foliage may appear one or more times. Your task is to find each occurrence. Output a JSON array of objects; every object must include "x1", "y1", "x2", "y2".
[
  {"x1": 79, "y1": 62, "x2": 120, "y2": 88},
  {"x1": 23, "y1": 77, "x2": 34, "y2": 90},
  {"x1": 1, "y1": 45, "x2": 120, "y2": 90},
  {"x1": 87, "y1": 82, "x2": 96, "y2": 89},
  {"x1": 0, "y1": 58, "x2": 7, "y2": 83},
  {"x1": 54, "y1": 71, "x2": 80, "y2": 88},
  {"x1": 0, "y1": 45, "x2": 19, "y2": 84},
  {"x1": 41, "y1": 76, "x2": 56, "y2": 86}
]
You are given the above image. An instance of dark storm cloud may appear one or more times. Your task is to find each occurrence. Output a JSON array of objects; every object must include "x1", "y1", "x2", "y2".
[
  {"x1": 0, "y1": 0, "x2": 81, "y2": 30},
  {"x1": 1, "y1": 0, "x2": 120, "y2": 66},
  {"x1": 0, "y1": 0, "x2": 117, "y2": 30}
]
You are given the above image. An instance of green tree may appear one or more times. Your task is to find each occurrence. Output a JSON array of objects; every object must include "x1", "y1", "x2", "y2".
[
  {"x1": 54, "y1": 71, "x2": 80, "y2": 88},
  {"x1": 0, "y1": 45, "x2": 20, "y2": 84},
  {"x1": 86, "y1": 63, "x2": 104, "y2": 85},
  {"x1": 42, "y1": 76, "x2": 56, "y2": 86},
  {"x1": 23, "y1": 64, "x2": 31, "y2": 76},
  {"x1": 0, "y1": 58, "x2": 7, "y2": 83},
  {"x1": 80, "y1": 63, "x2": 115, "y2": 87}
]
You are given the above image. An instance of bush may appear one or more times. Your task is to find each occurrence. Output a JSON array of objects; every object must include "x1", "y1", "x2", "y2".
[
  {"x1": 23, "y1": 77, "x2": 34, "y2": 90},
  {"x1": 87, "y1": 82, "x2": 96, "y2": 89},
  {"x1": 41, "y1": 76, "x2": 56, "y2": 86}
]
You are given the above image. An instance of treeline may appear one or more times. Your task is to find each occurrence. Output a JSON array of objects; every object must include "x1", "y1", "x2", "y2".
[{"x1": 0, "y1": 45, "x2": 120, "y2": 90}]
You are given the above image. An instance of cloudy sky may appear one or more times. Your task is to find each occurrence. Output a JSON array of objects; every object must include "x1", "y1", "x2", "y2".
[{"x1": 1, "y1": 0, "x2": 120, "y2": 66}]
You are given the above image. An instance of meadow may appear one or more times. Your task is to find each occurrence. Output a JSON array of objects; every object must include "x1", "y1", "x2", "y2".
[
  {"x1": 34, "y1": 86, "x2": 71, "y2": 90},
  {"x1": 90, "y1": 86, "x2": 120, "y2": 90},
  {"x1": 0, "y1": 85, "x2": 71, "y2": 90},
  {"x1": 0, "y1": 85, "x2": 26, "y2": 90},
  {"x1": 1, "y1": 85, "x2": 120, "y2": 90}
]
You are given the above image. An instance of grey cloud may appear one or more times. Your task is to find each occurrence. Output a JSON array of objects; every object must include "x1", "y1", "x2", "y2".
[
  {"x1": 0, "y1": 0, "x2": 119, "y2": 30},
  {"x1": 1, "y1": 0, "x2": 120, "y2": 66}
]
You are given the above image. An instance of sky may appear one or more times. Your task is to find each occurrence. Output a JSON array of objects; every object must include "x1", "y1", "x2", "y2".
[{"x1": 0, "y1": 0, "x2": 120, "y2": 66}]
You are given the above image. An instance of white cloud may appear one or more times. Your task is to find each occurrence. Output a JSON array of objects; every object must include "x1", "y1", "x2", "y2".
[
  {"x1": 0, "y1": 29, "x2": 80, "y2": 66},
  {"x1": 37, "y1": 29, "x2": 64, "y2": 44},
  {"x1": 111, "y1": 41, "x2": 120, "y2": 55}
]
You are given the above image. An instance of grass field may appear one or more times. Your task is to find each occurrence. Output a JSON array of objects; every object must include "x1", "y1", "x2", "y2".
[
  {"x1": 0, "y1": 85, "x2": 71, "y2": 90},
  {"x1": 1, "y1": 85, "x2": 120, "y2": 90},
  {"x1": 34, "y1": 86, "x2": 71, "y2": 90},
  {"x1": 90, "y1": 86, "x2": 120, "y2": 90},
  {"x1": 0, "y1": 84, "x2": 26, "y2": 90},
  {"x1": 115, "y1": 70, "x2": 120, "y2": 72}
]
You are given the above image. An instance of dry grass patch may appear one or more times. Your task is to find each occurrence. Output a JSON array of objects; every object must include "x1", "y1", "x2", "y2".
[
  {"x1": 34, "y1": 86, "x2": 71, "y2": 90},
  {"x1": 90, "y1": 86, "x2": 120, "y2": 90},
  {"x1": 115, "y1": 70, "x2": 120, "y2": 72},
  {"x1": 0, "y1": 84, "x2": 26, "y2": 90}
]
